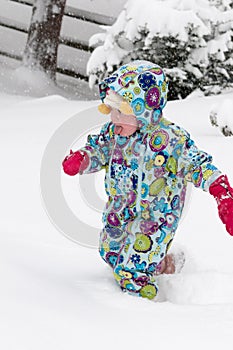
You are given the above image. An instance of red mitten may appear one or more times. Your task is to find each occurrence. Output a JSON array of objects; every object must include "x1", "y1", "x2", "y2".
[
  {"x1": 209, "y1": 175, "x2": 233, "y2": 236},
  {"x1": 62, "y1": 150, "x2": 89, "y2": 176}
]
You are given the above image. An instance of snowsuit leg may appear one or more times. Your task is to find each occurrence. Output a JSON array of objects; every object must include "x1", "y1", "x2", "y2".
[
  {"x1": 112, "y1": 230, "x2": 169, "y2": 300},
  {"x1": 99, "y1": 220, "x2": 174, "y2": 300},
  {"x1": 113, "y1": 262, "x2": 159, "y2": 300},
  {"x1": 99, "y1": 225, "x2": 127, "y2": 269},
  {"x1": 99, "y1": 229, "x2": 158, "y2": 300}
]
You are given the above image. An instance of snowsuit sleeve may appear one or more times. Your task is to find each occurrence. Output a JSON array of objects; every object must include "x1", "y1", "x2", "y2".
[
  {"x1": 79, "y1": 122, "x2": 114, "y2": 174},
  {"x1": 179, "y1": 132, "x2": 222, "y2": 191}
]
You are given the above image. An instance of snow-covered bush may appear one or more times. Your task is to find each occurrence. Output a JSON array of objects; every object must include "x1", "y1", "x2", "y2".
[
  {"x1": 210, "y1": 99, "x2": 233, "y2": 136},
  {"x1": 87, "y1": 0, "x2": 233, "y2": 100}
]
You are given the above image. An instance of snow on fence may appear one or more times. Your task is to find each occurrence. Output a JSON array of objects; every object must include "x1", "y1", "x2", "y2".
[{"x1": 0, "y1": 0, "x2": 116, "y2": 81}]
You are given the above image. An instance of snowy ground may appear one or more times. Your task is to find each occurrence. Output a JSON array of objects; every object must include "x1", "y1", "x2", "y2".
[
  {"x1": 0, "y1": 55, "x2": 99, "y2": 100},
  {"x1": 1, "y1": 79, "x2": 233, "y2": 349}
]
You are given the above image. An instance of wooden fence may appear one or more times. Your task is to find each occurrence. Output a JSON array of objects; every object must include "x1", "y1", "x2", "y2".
[{"x1": 0, "y1": 0, "x2": 117, "y2": 81}]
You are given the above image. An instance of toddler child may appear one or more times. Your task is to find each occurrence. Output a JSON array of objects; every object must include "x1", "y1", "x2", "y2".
[{"x1": 62, "y1": 61, "x2": 233, "y2": 300}]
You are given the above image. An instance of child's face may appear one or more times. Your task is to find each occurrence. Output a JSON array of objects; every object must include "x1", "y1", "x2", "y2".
[{"x1": 110, "y1": 108, "x2": 138, "y2": 137}]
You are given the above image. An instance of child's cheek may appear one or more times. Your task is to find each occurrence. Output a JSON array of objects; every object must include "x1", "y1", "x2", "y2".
[{"x1": 122, "y1": 114, "x2": 137, "y2": 126}]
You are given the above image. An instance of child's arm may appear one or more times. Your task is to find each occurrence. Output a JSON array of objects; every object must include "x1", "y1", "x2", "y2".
[
  {"x1": 180, "y1": 133, "x2": 222, "y2": 191},
  {"x1": 62, "y1": 122, "x2": 113, "y2": 176},
  {"x1": 181, "y1": 133, "x2": 233, "y2": 235}
]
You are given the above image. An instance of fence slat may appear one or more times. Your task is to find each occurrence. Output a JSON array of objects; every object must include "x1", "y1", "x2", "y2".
[
  {"x1": 0, "y1": 49, "x2": 22, "y2": 61},
  {"x1": 0, "y1": 16, "x2": 94, "y2": 52},
  {"x1": 9, "y1": 0, "x2": 116, "y2": 26},
  {"x1": 0, "y1": 15, "x2": 28, "y2": 33},
  {"x1": 0, "y1": 48, "x2": 88, "y2": 81},
  {"x1": 60, "y1": 36, "x2": 93, "y2": 52}
]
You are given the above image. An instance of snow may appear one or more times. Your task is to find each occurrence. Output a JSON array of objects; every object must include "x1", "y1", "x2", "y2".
[
  {"x1": 207, "y1": 32, "x2": 232, "y2": 56},
  {"x1": 31, "y1": 0, "x2": 46, "y2": 24},
  {"x1": 87, "y1": 0, "x2": 233, "y2": 93},
  {"x1": 1, "y1": 67, "x2": 233, "y2": 349},
  {"x1": 52, "y1": 4, "x2": 61, "y2": 15},
  {"x1": 210, "y1": 98, "x2": 233, "y2": 136},
  {"x1": 67, "y1": 0, "x2": 126, "y2": 17},
  {"x1": 0, "y1": 55, "x2": 98, "y2": 100},
  {"x1": 89, "y1": 0, "x2": 216, "y2": 71},
  {"x1": 89, "y1": 32, "x2": 107, "y2": 47},
  {"x1": 87, "y1": 43, "x2": 127, "y2": 83}
]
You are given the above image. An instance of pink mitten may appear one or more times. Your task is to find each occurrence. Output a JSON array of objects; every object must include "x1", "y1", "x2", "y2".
[
  {"x1": 209, "y1": 175, "x2": 233, "y2": 236},
  {"x1": 62, "y1": 150, "x2": 89, "y2": 176}
]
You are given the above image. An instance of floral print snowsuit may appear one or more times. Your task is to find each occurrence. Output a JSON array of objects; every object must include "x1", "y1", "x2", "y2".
[{"x1": 80, "y1": 61, "x2": 221, "y2": 300}]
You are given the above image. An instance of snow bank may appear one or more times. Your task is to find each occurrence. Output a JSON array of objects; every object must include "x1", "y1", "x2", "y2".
[
  {"x1": 0, "y1": 55, "x2": 98, "y2": 100},
  {"x1": 159, "y1": 271, "x2": 233, "y2": 304},
  {"x1": 210, "y1": 98, "x2": 233, "y2": 136}
]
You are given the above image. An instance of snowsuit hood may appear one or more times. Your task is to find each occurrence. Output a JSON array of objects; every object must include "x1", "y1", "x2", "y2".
[{"x1": 99, "y1": 61, "x2": 169, "y2": 131}]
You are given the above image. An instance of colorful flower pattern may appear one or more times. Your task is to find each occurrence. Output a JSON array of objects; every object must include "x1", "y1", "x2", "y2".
[
  {"x1": 138, "y1": 72, "x2": 157, "y2": 91},
  {"x1": 145, "y1": 86, "x2": 161, "y2": 109},
  {"x1": 80, "y1": 61, "x2": 221, "y2": 300},
  {"x1": 149, "y1": 130, "x2": 169, "y2": 152}
]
